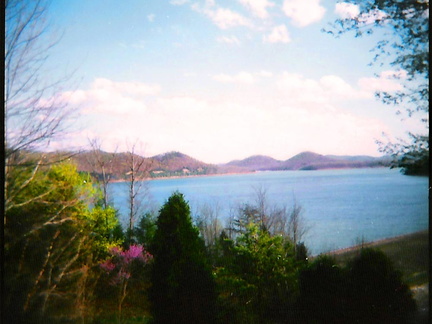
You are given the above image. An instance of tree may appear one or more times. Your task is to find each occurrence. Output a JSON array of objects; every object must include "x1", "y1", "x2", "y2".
[
  {"x1": 5, "y1": 0, "x2": 76, "y2": 231},
  {"x1": 287, "y1": 200, "x2": 309, "y2": 253},
  {"x1": 5, "y1": 0, "x2": 73, "y2": 157},
  {"x1": 99, "y1": 244, "x2": 153, "y2": 324},
  {"x1": 215, "y1": 222, "x2": 300, "y2": 324},
  {"x1": 195, "y1": 201, "x2": 224, "y2": 248},
  {"x1": 149, "y1": 192, "x2": 217, "y2": 324},
  {"x1": 297, "y1": 249, "x2": 416, "y2": 324},
  {"x1": 4, "y1": 162, "x2": 121, "y2": 323},
  {"x1": 86, "y1": 138, "x2": 118, "y2": 209},
  {"x1": 326, "y1": 0, "x2": 429, "y2": 175},
  {"x1": 347, "y1": 248, "x2": 416, "y2": 323},
  {"x1": 132, "y1": 212, "x2": 157, "y2": 247},
  {"x1": 297, "y1": 256, "x2": 348, "y2": 323},
  {"x1": 228, "y1": 189, "x2": 309, "y2": 249},
  {"x1": 125, "y1": 141, "x2": 151, "y2": 243}
]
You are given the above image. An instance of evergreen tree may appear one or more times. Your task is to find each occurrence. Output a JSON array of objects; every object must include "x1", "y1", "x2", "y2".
[
  {"x1": 297, "y1": 256, "x2": 348, "y2": 323},
  {"x1": 347, "y1": 248, "x2": 416, "y2": 324},
  {"x1": 149, "y1": 192, "x2": 216, "y2": 324}
]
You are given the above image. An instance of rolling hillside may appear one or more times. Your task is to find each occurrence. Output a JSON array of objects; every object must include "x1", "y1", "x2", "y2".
[
  {"x1": 30, "y1": 149, "x2": 391, "y2": 180},
  {"x1": 224, "y1": 151, "x2": 391, "y2": 172}
]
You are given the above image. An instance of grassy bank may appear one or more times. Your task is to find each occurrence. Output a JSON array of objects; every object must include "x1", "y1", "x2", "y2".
[
  {"x1": 326, "y1": 230, "x2": 429, "y2": 287},
  {"x1": 326, "y1": 230, "x2": 429, "y2": 323}
]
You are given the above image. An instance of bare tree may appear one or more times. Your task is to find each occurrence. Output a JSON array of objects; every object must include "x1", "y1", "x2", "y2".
[
  {"x1": 86, "y1": 138, "x2": 118, "y2": 209},
  {"x1": 195, "y1": 201, "x2": 223, "y2": 247},
  {"x1": 125, "y1": 141, "x2": 151, "y2": 239},
  {"x1": 5, "y1": 0, "x2": 73, "y2": 157},
  {"x1": 5, "y1": 0, "x2": 75, "y2": 221},
  {"x1": 228, "y1": 187, "x2": 310, "y2": 251},
  {"x1": 287, "y1": 199, "x2": 309, "y2": 252}
]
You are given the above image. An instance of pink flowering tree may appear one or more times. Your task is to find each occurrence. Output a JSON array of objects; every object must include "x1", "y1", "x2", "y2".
[{"x1": 100, "y1": 244, "x2": 153, "y2": 323}]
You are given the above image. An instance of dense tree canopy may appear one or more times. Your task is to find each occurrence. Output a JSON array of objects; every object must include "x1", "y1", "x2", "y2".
[
  {"x1": 149, "y1": 192, "x2": 217, "y2": 324},
  {"x1": 215, "y1": 222, "x2": 302, "y2": 324},
  {"x1": 298, "y1": 249, "x2": 416, "y2": 323},
  {"x1": 4, "y1": 162, "x2": 121, "y2": 323}
]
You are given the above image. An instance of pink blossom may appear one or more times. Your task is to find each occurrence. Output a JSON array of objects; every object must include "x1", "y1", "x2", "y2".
[
  {"x1": 100, "y1": 260, "x2": 116, "y2": 272},
  {"x1": 100, "y1": 244, "x2": 153, "y2": 286}
]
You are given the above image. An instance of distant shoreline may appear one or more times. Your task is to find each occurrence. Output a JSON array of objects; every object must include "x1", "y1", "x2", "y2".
[
  {"x1": 109, "y1": 171, "x2": 253, "y2": 183},
  {"x1": 109, "y1": 166, "x2": 392, "y2": 183}
]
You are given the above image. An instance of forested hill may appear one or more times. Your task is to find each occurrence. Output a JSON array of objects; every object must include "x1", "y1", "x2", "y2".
[
  {"x1": 69, "y1": 150, "x2": 220, "y2": 180},
  {"x1": 36, "y1": 150, "x2": 391, "y2": 180},
  {"x1": 222, "y1": 151, "x2": 391, "y2": 171}
]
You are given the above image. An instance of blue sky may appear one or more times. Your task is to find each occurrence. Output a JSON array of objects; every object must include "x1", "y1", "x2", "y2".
[{"x1": 43, "y1": 0, "x2": 425, "y2": 163}]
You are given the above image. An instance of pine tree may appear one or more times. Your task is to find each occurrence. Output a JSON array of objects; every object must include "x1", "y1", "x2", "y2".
[{"x1": 149, "y1": 192, "x2": 216, "y2": 324}]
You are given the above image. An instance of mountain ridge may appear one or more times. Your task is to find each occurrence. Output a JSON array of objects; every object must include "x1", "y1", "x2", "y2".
[{"x1": 37, "y1": 150, "x2": 392, "y2": 180}]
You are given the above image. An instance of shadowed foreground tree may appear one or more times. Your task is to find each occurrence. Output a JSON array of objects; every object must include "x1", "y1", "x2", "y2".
[
  {"x1": 298, "y1": 249, "x2": 416, "y2": 324},
  {"x1": 5, "y1": 0, "x2": 76, "y2": 237},
  {"x1": 4, "y1": 162, "x2": 121, "y2": 323},
  {"x1": 297, "y1": 256, "x2": 348, "y2": 323},
  {"x1": 347, "y1": 248, "x2": 416, "y2": 324},
  {"x1": 149, "y1": 192, "x2": 217, "y2": 324}
]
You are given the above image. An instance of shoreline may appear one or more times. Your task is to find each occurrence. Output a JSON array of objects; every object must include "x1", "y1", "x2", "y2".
[
  {"x1": 109, "y1": 171, "x2": 253, "y2": 183},
  {"x1": 108, "y1": 166, "x2": 393, "y2": 183},
  {"x1": 323, "y1": 229, "x2": 429, "y2": 257}
]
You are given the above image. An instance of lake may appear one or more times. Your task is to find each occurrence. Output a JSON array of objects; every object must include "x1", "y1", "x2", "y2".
[{"x1": 109, "y1": 168, "x2": 429, "y2": 255}]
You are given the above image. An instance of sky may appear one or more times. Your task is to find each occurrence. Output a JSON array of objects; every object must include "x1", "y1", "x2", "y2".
[{"x1": 40, "y1": 0, "x2": 426, "y2": 164}]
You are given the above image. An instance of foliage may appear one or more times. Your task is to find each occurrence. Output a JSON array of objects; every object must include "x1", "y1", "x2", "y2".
[
  {"x1": 379, "y1": 132, "x2": 429, "y2": 175},
  {"x1": 4, "y1": 162, "x2": 121, "y2": 323},
  {"x1": 298, "y1": 249, "x2": 416, "y2": 323},
  {"x1": 99, "y1": 245, "x2": 153, "y2": 323},
  {"x1": 346, "y1": 248, "x2": 417, "y2": 323},
  {"x1": 326, "y1": 0, "x2": 429, "y2": 175},
  {"x1": 215, "y1": 223, "x2": 301, "y2": 324},
  {"x1": 297, "y1": 256, "x2": 348, "y2": 323},
  {"x1": 149, "y1": 192, "x2": 217, "y2": 324},
  {"x1": 133, "y1": 212, "x2": 158, "y2": 247}
]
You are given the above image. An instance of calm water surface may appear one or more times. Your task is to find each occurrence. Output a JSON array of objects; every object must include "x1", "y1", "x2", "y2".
[{"x1": 109, "y1": 168, "x2": 428, "y2": 255}]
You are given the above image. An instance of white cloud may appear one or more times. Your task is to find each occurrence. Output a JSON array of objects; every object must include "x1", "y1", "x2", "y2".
[
  {"x1": 147, "y1": 14, "x2": 155, "y2": 22},
  {"x1": 263, "y1": 24, "x2": 291, "y2": 43},
  {"x1": 257, "y1": 70, "x2": 273, "y2": 78},
  {"x1": 238, "y1": 0, "x2": 274, "y2": 19},
  {"x1": 217, "y1": 35, "x2": 241, "y2": 45},
  {"x1": 170, "y1": 0, "x2": 189, "y2": 5},
  {"x1": 193, "y1": 5, "x2": 253, "y2": 29},
  {"x1": 335, "y1": 2, "x2": 360, "y2": 19},
  {"x1": 358, "y1": 8, "x2": 388, "y2": 24},
  {"x1": 358, "y1": 70, "x2": 406, "y2": 93},
  {"x1": 91, "y1": 78, "x2": 160, "y2": 97},
  {"x1": 213, "y1": 71, "x2": 256, "y2": 84},
  {"x1": 276, "y1": 73, "x2": 368, "y2": 102},
  {"x1": 50, "y1": 75, "x2": 399, "y2": 163},
  {"x1": 282, "y1": 0, "x2": 326, "y2": 27},
  {"x1": 210, "y1": 7, "x2": 252, "y2": 29},
  {"x1": 67, "y1": 78, "x2": 160, "y2": 116}
]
